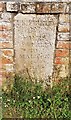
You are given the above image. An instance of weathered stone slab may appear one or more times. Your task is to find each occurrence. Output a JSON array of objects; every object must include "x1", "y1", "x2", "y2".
[{"x1": 14, "y1": 13, "x2": 57, "y2": 82}]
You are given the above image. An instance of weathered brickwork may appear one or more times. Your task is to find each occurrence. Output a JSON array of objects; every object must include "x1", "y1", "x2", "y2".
[
  {"x1": 0, "y1": 2, "x2": 5, "y2": 12},
  {"x1": 54, "y1": 12, "x2": 70, "y2": 79},
  {"x1": 0, "y1": 1, "x2": 71, "y2": 86},
  {"x1": 0, "y1": 3, "x2": 14, "y2": 87}
]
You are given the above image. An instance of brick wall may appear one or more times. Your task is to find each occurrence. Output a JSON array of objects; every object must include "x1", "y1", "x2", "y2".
[
  {"x1": 0, "y1": 1, "x2": 14, "y2": 88},
  {"x1": 0, "y1": 1, "x2": 71, "y2": 86},
  {"x1": 54, "y1": 13, "x2": 70, "y2": 81}
]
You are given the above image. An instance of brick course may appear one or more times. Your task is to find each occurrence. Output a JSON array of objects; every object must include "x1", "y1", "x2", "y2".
[
  {"x1": 55, "y1": 57, "x2": 69, "y2": 64},
  {"x1": 56, "y1": 41, "x2": 70, "y2": 49}
]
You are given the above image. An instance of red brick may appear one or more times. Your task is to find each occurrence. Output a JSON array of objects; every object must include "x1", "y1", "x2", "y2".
[
  {"x1": 0, "y1": 31, "x2": 12, "y2": 41},
  {"x1": 56, "y1": 41, "x2": 70, "y2": 49},
  {"x1": 0, "y1": 42, "x2": 2, "y2": 48},
  {"x1": 0, "y1": 60, "x2": 2, "y2": 69},
  {"x1": 55, "y1": 49, "x2": 69, "y2": 57},
  {"x1": 58, "y1": 3, "x2": 65, "y2": 13},
  {"x1": 55, "y1": 57, "x2": 69, "y2": 64},
  {"x1": 2, "y1": 71, "x2": 14, "y2": 78},
  {"x1": 0, "y1": 70, "x2": 2, "y2": 75},
  {"x1": 0, "y1": 23, "x2": 11, "y2": 31},
  {"x1": 0, "y1": 32, "x2": 8, "y2": 39},
  {"x1": 3, "y1": 49, "x2": 13, "y2": 57},
  {"x1": 0, "y1": 2, "x2": 5, "y2": 12},
  {"x1": 1, "y1": 41, "x2": 13, "y2": 48},
  {"x1": 70, "y1": 43, "x2": 71, "y2": 49},
  {"x1": 0, "y1": 25, "x2": 7, "y2": 31},
  {"x1": 36, "y1": 3, "x2": 51, "y2": 13},
  {"x1": 0, "y1": 77, "x2": 2, "y2": 86},
  {"x1": 2, "y1": 49, "x2": 13, "y2": 64},
  {"x1": 55, "y1": 57, "x2": 62, "y2": 64},
  {"x1": 51, "y1": 3, "x2": 58, "y2": 13},
  {"x1": 2, "y1": 56, "x2": 13, "y2": 64},
  {"x1": 58, "y1": 23, "x2": 69, "y2": 32},
  {"x1": 59, "y1": 14, "x2": 69, "y2": 23},
  {"x1": 0, "y1": 41, "x2": 13, "y2": 48}
]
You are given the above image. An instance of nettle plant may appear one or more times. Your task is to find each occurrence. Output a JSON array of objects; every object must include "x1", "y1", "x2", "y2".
[{"x1": 2, "y1": 74, "x2": 71, "y2": 119}]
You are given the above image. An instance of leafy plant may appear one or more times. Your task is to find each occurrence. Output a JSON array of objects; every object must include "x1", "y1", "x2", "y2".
[{"x1": 2, "y1": 75, "x2": 71, "y2": 119}]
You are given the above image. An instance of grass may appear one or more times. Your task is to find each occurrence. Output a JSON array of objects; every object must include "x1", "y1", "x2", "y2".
[{"x1": 2, "y1": 75, "x2": 71, "y2": 119}]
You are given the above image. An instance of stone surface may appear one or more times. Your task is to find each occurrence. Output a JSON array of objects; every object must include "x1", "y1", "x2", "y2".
[{"x1": 14, "y1": 13, "x2": 57, "y2": 81}]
